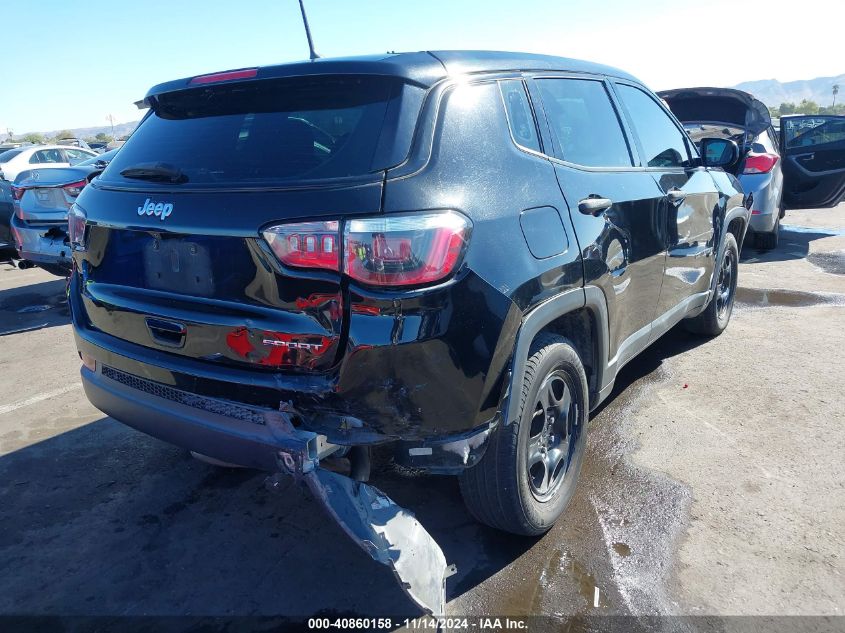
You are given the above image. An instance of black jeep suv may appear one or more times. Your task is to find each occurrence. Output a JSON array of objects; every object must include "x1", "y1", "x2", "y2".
[{"x1": 70, "y1": 51, "x2": 748, "y2": 543}]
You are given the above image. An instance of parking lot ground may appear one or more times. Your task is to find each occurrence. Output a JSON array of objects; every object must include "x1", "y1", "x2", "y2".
[{"x1": 0, "y1": 206, "x2": 843, "y2": 623}]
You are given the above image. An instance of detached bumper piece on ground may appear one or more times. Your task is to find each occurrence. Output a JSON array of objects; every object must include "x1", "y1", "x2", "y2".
[
  {"x1": 266, "y1": 409, "x2": 450, "y2": 617},
  {"x1": 79, "y1": 356, "x2": 453, "y2": 615}
]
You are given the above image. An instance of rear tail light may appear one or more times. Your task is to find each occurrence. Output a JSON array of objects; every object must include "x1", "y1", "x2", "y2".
[
  {"x1": 344, "y1": 211, "x2": 470, "y2": 286},
  {"x1": 743, "y1": 153, "x2": 779, "y2": 174},
  {"x1": 68, "y1": 204, "x2": 88, "y2": 252},
  {"x1": 62, "y1": 179, "x2": 88, "y2": 198},
  {"x1": 262, "y1": 220, "x2": 339, "y2": 270},
  {"x1": 261, "y1": 211, "x2": 471, "y2": 287},
  {"x1": 12, "y1": 186, "x2": 26, "y2": 220}
]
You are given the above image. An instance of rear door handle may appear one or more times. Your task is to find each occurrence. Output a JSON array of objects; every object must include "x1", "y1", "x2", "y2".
[
  {"x1": 578, "y1": 197, "x2": 613, "y2": 216},
  {"x1": 667, "y1": 188, "x2": 687, "y2": 204}
]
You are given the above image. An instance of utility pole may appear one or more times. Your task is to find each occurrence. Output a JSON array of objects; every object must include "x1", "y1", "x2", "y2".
[{"x1": 106, "y1": 114, "x2": 115, "y2": 138}]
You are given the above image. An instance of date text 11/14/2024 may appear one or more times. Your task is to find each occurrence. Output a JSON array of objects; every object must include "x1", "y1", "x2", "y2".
[{"x1": 307, "y1": 617, "x2": 529, "y2": 630}]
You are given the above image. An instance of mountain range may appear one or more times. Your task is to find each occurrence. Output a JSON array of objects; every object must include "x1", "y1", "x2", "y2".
[
  {"x1": 39, "y1": 121, "x2": 140, "y2": 141},
  {"x1": 732, "y1": 74, "x2": 844, "y2": 107}
]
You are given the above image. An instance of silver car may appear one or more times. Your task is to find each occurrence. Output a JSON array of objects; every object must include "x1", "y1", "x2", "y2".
[
  {"x1": 659, "y1": 88, "x2": 784, "y2": 249},
  {"x1": 10, "y1": 150, "x2": 116, "y2": 275},
  {"x1": 0, "y1": 180, "x2": 13, "y2": 250},
  {"x1": 0, "y1": 144, "x2": 98, "y2": 182}
]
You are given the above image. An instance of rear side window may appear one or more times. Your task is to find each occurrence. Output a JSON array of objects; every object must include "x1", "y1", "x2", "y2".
[
  {"x1": 499, "y1": 80, "x2": 541, "y2": 153},
  {"x1": 30, "y1": 149, "x2": 64, "y2": 164},
  {"x1": 0, "y1": 149, "x2": 22, "y2": 162},
  {"x1": 783, "y1": 117, "x2": 845, "y2": 148},
  {"x1": 101, "y1": 75, "x2": 409, "y2": 187},
  {"x1": 66, "y1": 148, "x2": 93, "y2": 163},
  {"x1": 616, "y1": 84, "x2": 691, "y2": 168},
  {"x1": 536, "y1": 78, "x2": 632, "y2": 167}
]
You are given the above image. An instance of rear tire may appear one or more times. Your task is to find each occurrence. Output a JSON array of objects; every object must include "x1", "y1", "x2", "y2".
[
  {"x1": 684, "y1": 233, "x2": 739, "y2": 337},
  {"x1": 459, "y1": 334, "x2": 588, "y2": 536},
  {"x1": 755, "y1": 215, "x2": 779, "y2": 250}
]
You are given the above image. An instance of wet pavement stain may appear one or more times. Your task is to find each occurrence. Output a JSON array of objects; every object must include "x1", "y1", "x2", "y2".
[
  {"x1": 0, "y1": 291, "x2": 67, "y2": 314},
  {"x1": 486, "y1": 546, "x2": 610, "y2": 618},
  {"x1": 807, "y1": 251, "x2": 845, "y2": 275},
  {"x1": 735, "y1": 287, "x2": 845, "y2": 308},
  {"x1": 0, "y1": 280, "x2": 70, "y2": 335},
  {"x1": 439, "y1": 329, "x2": 699, "y2": 622},
  {"x1": 612, "y1": 543, "x2": 631, "y2": 557},
  {"x1": 781, "y1": 224, "x2": 845, "y2": 237}
]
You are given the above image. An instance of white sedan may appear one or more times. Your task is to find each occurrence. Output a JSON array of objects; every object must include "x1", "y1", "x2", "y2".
[{"x1": 0, "y1": 145, "x2": 97, "y2": 182}]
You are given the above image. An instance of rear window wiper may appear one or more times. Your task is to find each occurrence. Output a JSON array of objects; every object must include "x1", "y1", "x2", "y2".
[{"x1": 119, "y1": 162, "x2": 188, "y2": 184}]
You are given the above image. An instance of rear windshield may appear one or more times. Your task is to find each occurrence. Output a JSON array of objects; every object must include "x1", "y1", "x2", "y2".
[
  {"x1": 100, "y1": 75, "x2": 405, "y2": 187},
  {"x1": 683, "y1": 123, "x2": 745, "y2": 143},
  {"x1": 77, "y1": 148, "x2": 119, "y2": 167},
  {"x1": 0, "y1": 149, "x2": 22, "y2": 163}
]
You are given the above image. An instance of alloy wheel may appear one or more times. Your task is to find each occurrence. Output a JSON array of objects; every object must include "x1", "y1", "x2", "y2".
[
  {"x1": 716, "y1": 247, "x2": 736, "y2": 319},
  {"x1": 526, "y1": 369, "x2": 580, "y2": 502}
]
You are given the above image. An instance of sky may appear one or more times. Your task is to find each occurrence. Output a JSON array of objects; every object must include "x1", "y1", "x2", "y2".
[{"x1": 3, "y1": 0, "x2": 844, "y2": 134}]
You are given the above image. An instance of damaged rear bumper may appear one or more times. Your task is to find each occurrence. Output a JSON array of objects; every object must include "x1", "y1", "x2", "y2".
[
  {"x1": 10, "y1": 216, "x2": 72, "y2": 267},
  {"x1": 81, "y1": 363, "x2": 451, "y2": 615}
]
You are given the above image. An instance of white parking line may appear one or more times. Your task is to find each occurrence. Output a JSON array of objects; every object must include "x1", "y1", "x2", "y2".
[{"x1": 0, "y1": 384, "x2": 81, "y2": 416}]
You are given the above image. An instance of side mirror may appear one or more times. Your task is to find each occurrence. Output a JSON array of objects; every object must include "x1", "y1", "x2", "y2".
[{"x1": 700, "y1": 138, "x2": 739, "y2": 168}]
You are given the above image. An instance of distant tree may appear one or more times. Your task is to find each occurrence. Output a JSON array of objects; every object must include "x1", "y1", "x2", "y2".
[
  {"x1": 797, "y1": 99, "x2": 820, "y2": 115},
  {"x1": 778, "y1": 102, "x2": 797, "y2": 115},
  {"x1": 95, "y1": 132, "x2": 113, "y2": 142},
  {"x1": 833, "y1": 84, "x2": 840, "y2": 108},
  {"x1": 819, "y1": 103, "x2": 845, "y2": 116},
  {"x1": 22, "y1": 132, "x2": 45, "y2": 144},
  {"x1": 51, "y1": 129, "x2": 76, "y2": 142}
]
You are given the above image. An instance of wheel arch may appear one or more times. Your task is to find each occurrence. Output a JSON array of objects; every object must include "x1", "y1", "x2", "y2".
[
  {"x1": 725, "y1": 205, "x2": 749, "y2": 252},
  {"x1": 712, "y1": 205, "x2": 749, "y2": 297},
  {"x1": 503, "y1": 287, "x2": 611, "y2": 425}
]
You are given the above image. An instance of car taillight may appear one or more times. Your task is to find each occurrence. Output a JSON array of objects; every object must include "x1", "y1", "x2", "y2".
[
  {"x1": 11, "y1": 186, "x2": 25, "y2": 201},
  {"x1": 344, "y1": 211, "x2": 471, "y2": 286},
  {"x1": 262, "y1": 211, "x2": 472, "y2": 287},
  {"x1": 743, "y1": 153, "x2": 779, "y2": 174},
  {"x1": 62, "y1": 179, "x2": 88, "y2": 197},
  {"x1": 68, "y1": 204, "x2": 88, "y2": 251},
  {"x1": 262, "y1": 220, "x2": 339, "y2": 271}
]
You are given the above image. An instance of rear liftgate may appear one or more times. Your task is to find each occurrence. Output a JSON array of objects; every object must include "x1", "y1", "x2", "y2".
[{"x1": 263, "y1": 408, "x2": 453, "y2": 616}]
